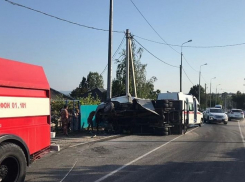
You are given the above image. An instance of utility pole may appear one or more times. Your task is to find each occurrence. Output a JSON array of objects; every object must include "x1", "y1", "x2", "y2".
[
  {"x1": 180, "y1": 56, "x2": 182, "y2": 92},
  {"x1": 126, "y1": 29, "x2": 130, "y2": 96},
  {"x1": 107, "y1": 0, "x2": 113, "y2": 100},
  {"x1": 129, "y1": 36, "x2": 137, "y2": 97},
  {"x1": 199, "y1": 63, "x2": 207, "y2": 105},
  {"x1": 210, "y1": 77, "x2": 216, "y2": 107},
  {"x1": 205, "y1": 83, "x2": 207, "y2": 109},
  {"x1": 180, "y1": 40, "x2": 192, "y2": 92},
  {"x1": 210, "y1": 82, "x2": 211, "y2": 107}
]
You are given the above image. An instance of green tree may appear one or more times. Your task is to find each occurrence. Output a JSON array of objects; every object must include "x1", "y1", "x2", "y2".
[
  {"x1": 112, "y1": 41, "x2": 158, "y2": 99},
  {"x1": 232, "y1": 91, "x2": 245, "y2": 109},
  {"x1": 70, "y1": 72, "x2": 104, "y2": 98},
  {"x1": 188, "y1": 84, "x2": 206, "y2": 109},
  {"x1": 70, "y1": 77, "x2": 88, "y2": 98},
  {"x1": 87, "y1": 72, "x2": 104, "y2": 89}
]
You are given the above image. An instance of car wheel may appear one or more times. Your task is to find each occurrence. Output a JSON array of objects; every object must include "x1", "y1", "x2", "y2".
[{"x1": 224, "y1": 121, "x2": 228, "y2": 125}]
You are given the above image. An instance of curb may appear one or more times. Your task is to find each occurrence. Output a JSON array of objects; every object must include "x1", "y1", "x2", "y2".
[
  {"x1": 51, "y1": 134, "x2": 124, "y2": 152},
  {"x1": 69, "y1": 134, "x2": 124, "y2": 148}
]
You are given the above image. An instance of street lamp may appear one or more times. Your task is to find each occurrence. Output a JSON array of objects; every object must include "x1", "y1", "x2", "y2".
[
  {"x1": 210, "y1": 77, "x2": 216, "y2": 107},
  {"x1": 180, "y1": 39, "x2": 192, "y2": 92},
  {"x1": 215, "y1": 84, "x2": 221, "y2": 105},
  {"x1": 206, "y1": 85, "x2": 209, "y2": 109},
  {"x1": 198, "y1": 63, "x2": 207, "y2": 106}
]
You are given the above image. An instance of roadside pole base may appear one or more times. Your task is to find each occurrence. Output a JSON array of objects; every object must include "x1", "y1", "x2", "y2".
[{"x1": 50, "y1": 144, "x2": 60, "y2": 151}]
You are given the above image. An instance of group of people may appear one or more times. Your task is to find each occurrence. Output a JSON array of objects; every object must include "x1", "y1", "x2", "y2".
[
  {"x1": 60, "y1": 105, "x2": 80, "y2": 136},
  {"x1": 60, "y1": 105, "x2": 98, "y2": 136}
]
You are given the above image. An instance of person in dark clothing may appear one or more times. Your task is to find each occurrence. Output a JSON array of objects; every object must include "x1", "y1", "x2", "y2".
[{"x1": 87, "y1": 111, "x2": 96, "y2": 133}]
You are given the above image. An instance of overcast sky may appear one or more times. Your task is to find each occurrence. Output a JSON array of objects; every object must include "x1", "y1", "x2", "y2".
[{"x1": 1, "y1": 0, "x2": 245, "y2": 94}]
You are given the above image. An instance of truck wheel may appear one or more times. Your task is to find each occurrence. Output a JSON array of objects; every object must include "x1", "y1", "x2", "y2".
[
  {"x1": 198, "y1": 119, "x2": 203, "y2": 127},
  {"x1": 0, "y1": 143, "x2": 26, "y2": 182},
  {"x1": 104, "y1": 102, "x2": 114, "y2": 113}
]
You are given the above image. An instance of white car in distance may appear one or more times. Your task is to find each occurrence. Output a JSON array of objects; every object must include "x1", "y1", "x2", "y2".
[
  {"x1": 227, "y1": 109, "x2": 244, "y2": 121},
  {"x1": 204, "y1": 108, "x2": 228, "y2": 124}
]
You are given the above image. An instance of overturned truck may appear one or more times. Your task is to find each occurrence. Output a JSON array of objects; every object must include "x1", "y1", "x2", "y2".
[
  {"x1": 95, "y1": 92, "x2": 203, "y2": 135},
  {"x1": 97, "y1": 32, "x2": 203, "y2": 135}
]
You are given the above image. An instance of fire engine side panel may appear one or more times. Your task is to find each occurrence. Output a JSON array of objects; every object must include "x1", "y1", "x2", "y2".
[
  {"x1": 0, "y1": 87, "x2": 50, "y2": 155},
  {"x1": 0, "y1": 117, "x2": 50, "y2": 154}
]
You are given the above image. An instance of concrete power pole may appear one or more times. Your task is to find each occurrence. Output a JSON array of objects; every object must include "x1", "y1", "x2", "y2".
[
  {"x1": 107, "y1": 0, "x2": 113, "y2": 100},
  {"x1": 126, "y1": 29, "x2": 130, "y2": 96},
  {"x1": 125, "y1": 29, "x2": 137, "y2": 97},
  {"x1": 205, "y1": 83, "x2": 207, "y2": 109}
]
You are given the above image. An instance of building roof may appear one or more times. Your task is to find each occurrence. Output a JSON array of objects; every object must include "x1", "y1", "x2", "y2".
[{"x1": 51, "y1": 88, "x2": 74, "y2": 100}]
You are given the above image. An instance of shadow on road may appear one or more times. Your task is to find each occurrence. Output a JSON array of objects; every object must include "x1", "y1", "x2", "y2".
[{"x1": 26, "y1": 147, "x2": 245, "y2": 182}]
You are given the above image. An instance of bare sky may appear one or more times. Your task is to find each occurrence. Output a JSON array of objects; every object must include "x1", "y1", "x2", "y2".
[{"x1": 1, "y1": 0, "x2": 245, "y2": 94}]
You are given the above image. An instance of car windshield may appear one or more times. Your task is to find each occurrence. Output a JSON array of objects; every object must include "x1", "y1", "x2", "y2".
[
  {"x1": 210, "y1": 109, "x2": 223, "y2": 113},
  {"x1": 232, "y1": 109, "x2": 242, "y2": 112}
]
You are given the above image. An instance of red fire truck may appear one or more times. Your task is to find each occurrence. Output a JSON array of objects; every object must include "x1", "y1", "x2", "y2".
[{"x1": 0, "y1": 57, "x2": 50, "y2": 182}]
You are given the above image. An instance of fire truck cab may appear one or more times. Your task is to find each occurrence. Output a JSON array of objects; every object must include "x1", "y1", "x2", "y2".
[{"x1": 0, "y1": 58, "x2": 50, "y2": 182}]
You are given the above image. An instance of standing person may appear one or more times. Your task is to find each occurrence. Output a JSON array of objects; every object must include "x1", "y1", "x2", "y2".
[
  {"x1": 74, "y1": 108, "x2": 80, "y2": 131},
  {"x1": 68, "y1": 109, "x2": 73, "y2": 132},
  {"x1": 60, "y1": 105, "x2": 69, "y2": 136},
  {"x1": 87, "y1": 111, "x2": 96, "y2": 133}
]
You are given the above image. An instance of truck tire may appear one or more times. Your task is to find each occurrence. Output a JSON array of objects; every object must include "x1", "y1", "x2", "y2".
[
  {"x1": 199, "y1": 119, "x2": 203, "y2": 127},
  {"x1": 104, "y1": 102, "x2": 114, "y2": 113},
  {"x1": 0, "y1": 143, "x2": 26, "y2": 182}
]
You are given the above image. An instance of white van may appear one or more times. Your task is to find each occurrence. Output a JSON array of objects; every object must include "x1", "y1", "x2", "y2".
[
  {"x1": 157, "y1": 92, "x2": 203, "y2": 126},
  {"x1": 215, "y1": 105, "x2": 222, "y2": 109}
]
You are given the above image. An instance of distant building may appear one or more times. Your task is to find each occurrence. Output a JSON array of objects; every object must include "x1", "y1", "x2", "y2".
[
  {"x1": 50, "y1": 88, "x2": 74, "y2": 100},
  {"x1": 80, "y1": 88, "x2": 107, "y2": 102}
]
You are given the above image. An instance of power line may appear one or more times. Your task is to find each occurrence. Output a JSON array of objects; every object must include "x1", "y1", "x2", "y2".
[
  {"x1": 134, "y1": 34, "x2": 245, "y2": 48},
  {"x1": 113, "y1": 36, "x2": 126, "y2": 58},
  {"x1": 183, "y1": 67, "x2": 194, "y2": 85},
  {"x1": 100, "y1": 35, "x2": 126, "y2": 75},
  {"x1": 133, "y1": 38, "x2": 179, "y2": 68},
  {"x1": 100, "y1": 65, "x2": 108, "y2": 76},
  {"x1": 182, "y1": 55, "x2": 198, "y2": 72},
  {"x1": 201, "y1": 74, "x2": 207, "y2": 83},
  {"x1": 7, "y1": 0, "x2": 245, "y2": 49},
  {"x1": 130, "y1": 0, "x2": 180, "y2": 54},
  {"x1": 5, "y1": 0, "x2": 124, "y2": 33}
]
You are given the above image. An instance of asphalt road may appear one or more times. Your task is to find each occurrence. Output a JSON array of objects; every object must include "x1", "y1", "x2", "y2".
[{"x1": 26, "y1": 119, "x2": 245, "y2": 182}]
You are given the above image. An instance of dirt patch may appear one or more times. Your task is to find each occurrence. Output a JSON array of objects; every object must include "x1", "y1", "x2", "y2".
[{"x1": 91, "y1": 146, "x2": 111, "y2": 155}]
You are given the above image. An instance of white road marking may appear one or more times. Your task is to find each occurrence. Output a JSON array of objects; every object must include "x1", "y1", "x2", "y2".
[
  {"x1": 94, "y1": 127, "x2": 200, "y2": 182},
  {"x1": 237, "y1": 121, "x2": 245, "y2": 148},
  {"x1": 69, "y1": 135, "x2": 120, "y2": 148},
  {"x1": 59, "y1": 160, "x2": 77, "y2": 182}
]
